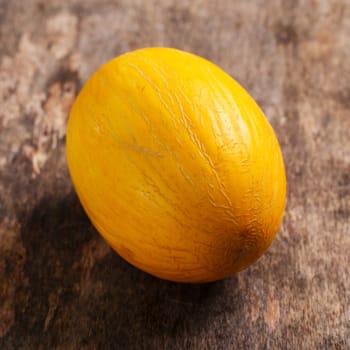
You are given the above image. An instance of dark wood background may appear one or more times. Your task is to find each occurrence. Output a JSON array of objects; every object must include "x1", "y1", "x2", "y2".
[{"x1": 0, "y1": 1, "x2": 349, "y2": 349}]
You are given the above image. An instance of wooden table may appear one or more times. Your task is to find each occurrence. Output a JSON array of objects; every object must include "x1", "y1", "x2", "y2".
[{"x1": 1, "y1": 1, "x2": 349, "y2": 349}]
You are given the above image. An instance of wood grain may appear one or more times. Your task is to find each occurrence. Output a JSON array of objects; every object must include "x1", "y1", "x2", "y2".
[{"x1": 0, "y1": 0, "x2": 349, "y2": 349}]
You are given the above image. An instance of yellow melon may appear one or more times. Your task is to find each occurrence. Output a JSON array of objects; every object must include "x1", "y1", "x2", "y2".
[{"x1": 66, "y1": 48, "x2": 286, "y2": 282}]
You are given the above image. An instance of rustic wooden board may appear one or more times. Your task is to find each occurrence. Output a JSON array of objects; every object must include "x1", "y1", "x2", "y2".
[{"x1": 0, "y1": 0, "x2": 349, "y2": 349}]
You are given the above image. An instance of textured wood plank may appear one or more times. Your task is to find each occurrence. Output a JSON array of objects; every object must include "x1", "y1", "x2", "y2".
[{"x1": 0, "y1": 0, "x2": 349, "y2": 349}]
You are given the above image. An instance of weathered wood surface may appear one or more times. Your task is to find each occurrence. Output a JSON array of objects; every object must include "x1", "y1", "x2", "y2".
[{"x1": 0, "y1": 0, "x2": 349, "y2": 349}]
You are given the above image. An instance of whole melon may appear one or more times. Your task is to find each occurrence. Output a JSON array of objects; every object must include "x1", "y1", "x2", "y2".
[{"x1": 66, "y1": 48, "x2": 286, "y2": 283}]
